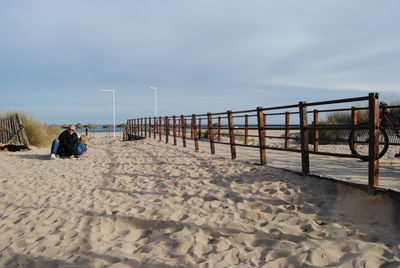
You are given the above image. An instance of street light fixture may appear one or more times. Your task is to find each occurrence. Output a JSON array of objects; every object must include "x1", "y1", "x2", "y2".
[
  {"x1": 150, "y1": 86, "x2": 157, "y2": 117},
  {"x1": 99, "y1": 89, "x2": 116, "y2": 139}
]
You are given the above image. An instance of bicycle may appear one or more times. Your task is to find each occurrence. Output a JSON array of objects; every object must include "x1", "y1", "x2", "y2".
[{"x1": 348, "y1": 102, "x2": 400, "y2": 161}]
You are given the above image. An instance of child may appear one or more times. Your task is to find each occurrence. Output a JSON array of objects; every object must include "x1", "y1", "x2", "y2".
[{"x1": 74, "y1": 135, "x2": 87, "y2": 158}]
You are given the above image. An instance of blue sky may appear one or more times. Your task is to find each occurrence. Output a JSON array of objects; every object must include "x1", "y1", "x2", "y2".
[{"x1": 0, "y1": 0, "x2": 399, "y2": 124}]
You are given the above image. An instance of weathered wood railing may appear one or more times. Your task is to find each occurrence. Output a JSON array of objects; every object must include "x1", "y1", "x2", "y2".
[
  {"x1": 126, "y1": 93, "x2": 400, "y2": 190},
  {"x1": 0, "y1": 113, "x2": 30, "y2": 149}
]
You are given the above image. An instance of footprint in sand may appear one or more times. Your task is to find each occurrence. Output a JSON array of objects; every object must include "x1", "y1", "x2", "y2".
[{"x1": 307, "y1": 247, "x2": 344, "y2": 266}]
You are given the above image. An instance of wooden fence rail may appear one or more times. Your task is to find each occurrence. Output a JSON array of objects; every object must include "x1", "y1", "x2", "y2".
[{"x1": 125, "y1": 93, "x2": 400, "y2": 191}]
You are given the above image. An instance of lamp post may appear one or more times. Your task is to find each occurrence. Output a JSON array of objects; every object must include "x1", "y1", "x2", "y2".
[
  {"x1": 99, "y1": 89, "x2": 116, "y2": 139},
  {"x1": 150, "y1": 86, "x2": 157, "y2": 117}
]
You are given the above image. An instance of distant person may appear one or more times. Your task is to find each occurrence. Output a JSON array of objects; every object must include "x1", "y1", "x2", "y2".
[
  {"x1": 73, "y1": 135, "x2": 88, "y2": 158},
  {"x1": 50, "y1": 124, "x2": 79, "y2": 159}
]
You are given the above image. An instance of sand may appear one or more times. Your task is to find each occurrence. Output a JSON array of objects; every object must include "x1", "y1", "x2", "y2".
[{"x1": 0, "y1": 134, "x2": 400, "y2": 267}]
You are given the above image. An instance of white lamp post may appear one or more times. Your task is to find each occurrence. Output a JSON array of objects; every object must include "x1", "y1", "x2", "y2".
[
  {"x1": 150, "y1": 86, "x2": 157, "y2": 117},
  {"x1": 99, "y1": 89, "x2": 116, "y2": 139}
]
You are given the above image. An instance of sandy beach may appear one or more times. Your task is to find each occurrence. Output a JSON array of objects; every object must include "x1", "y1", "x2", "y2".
[{"x1": 1, "y1": 134, "x2": 400, "y2": 267}]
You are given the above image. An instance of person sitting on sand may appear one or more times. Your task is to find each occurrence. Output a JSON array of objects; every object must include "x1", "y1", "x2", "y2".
[
  {"x1": 73, "y1": 135, "x2": 87, "y2": 158},
  {"x1": 50, "y1": 124, "x2": 79, "y2": 159}
]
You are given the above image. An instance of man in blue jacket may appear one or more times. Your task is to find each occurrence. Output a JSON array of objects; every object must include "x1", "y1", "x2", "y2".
[{"x1": 50, "y1": 124, "x2": 79, "y2": 159}]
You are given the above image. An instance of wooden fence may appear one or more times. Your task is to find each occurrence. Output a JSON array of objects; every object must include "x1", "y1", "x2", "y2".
[
  {"x1": 125, "y1": 93, "x2": 400, "y2": 191},
  {"x1": 0, "y1": 113, "x2": 30, "y2": 149}
]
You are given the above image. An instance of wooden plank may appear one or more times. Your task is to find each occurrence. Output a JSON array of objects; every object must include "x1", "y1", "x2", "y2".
[
  {"x1": 313, "y1": 109, "x2": 319, "y2": 152},
  {"x1": 140, "y1": 118, "x2": 143, "y2": 137},
  {"x1": 131, "y1": 119, "x2": 133, "y2": 136},
  {"x1": 285, "y1": 112, "x2": 290, "y2": 149},
  {"x1": 8, "y1": 116, "x2": 16, "y2": 144},
  {"x1": 154, "y1": 117, "x2": 157, "y2": 139},
  {"x1": 217, "y1": 117, "x2": 221, "y2": 142},
  {"x1": 192, "y1": 114, "x2": 199, "y2": 151},
  {"x1": 245, "y1": 114, "x2": 249, "y2": 145},
  {"x1": 257, "y1": 107, "x2": 266, "y2": 165},
  {"x1": 0, "y1": 120, "x2": 3, "y2": 143},
  {"x1": 299, "y1": 102, "x2": 310, "y2": 175},
  {"x1": 207, "y1": 113, "x2": 215, "y2": 154},
  {"x1": 190, "y1": 117, "x2": 194, "y2": 139},
  {"x1": 368, "y1": 93, "x2": 380, "y2": 189},
  {"x1": 0, "y1": 119, "x2": 4, "y2": 143},
  {"x1": 14, "y1": 114, "x2": 22, "y2": 144},
  {"x1": 351, "y1": 107, "x2": 358, "y2": 152},
  {"x1": 227, "y1": 110, "x2": 236, "y2": 159},
  {"x1": 159, "y1": 116, "x2": 162, "y2": 141},
  {"x1": 177, "y1": 118, "x2": 181, "y2": 137},
  {"x1": 181, "y1": 115, "x2": 187, "y2": 147},
  {"x1": 5, "y1": 117, "x2": 11, "y2": 143},
  {"x1": 198, "y1": 118, "x2": 202, "y2": 140},
  {"x1": 148, "y1": 117, "x2": 151, "y2": 137},
  {"x1": 173, "y1": 116, "x2": 177, "y2": 145},
  {"x1": 165, "y1": 116, "x2": 169, "y2": 143}
]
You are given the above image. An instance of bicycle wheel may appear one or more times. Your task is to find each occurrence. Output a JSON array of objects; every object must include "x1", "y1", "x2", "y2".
[{"x1": 348, "y1": 123, "x2": 389, "y2": 161}]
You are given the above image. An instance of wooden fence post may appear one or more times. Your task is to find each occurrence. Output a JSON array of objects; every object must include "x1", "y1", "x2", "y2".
[
  {"x1": 154, "y1": 117, "x2": 157, "y2": 139},
  {"x1": 207, "y1": 113, "x2": 215, "y2": 154},
  {"x1": 181, "y1": 115, "x2": 187, "y2": 147},
  {"x1": 159, "y1": 116, "x2": 162, "y2": 141},
  {"x1": 14, "y1": 114, "x2": 29, "y2": 147},
  {"x1": 217, "y1": 117, "x2": 222, "y2": 142},
  {"x1": 178, "y1": 118, "x2": 181, "y2": 137},
  {"x1": 257, "y1": 107, "x2": 266, "y2": 165},
  {"x1": 299, "y1": 102, "x2": 310, "y2": 175},
  {"x1": 149, "y1": 117, "x2": 152, "y2": 137},
  {"x1": 245, "y1": 114, "x2": 249, "y2": 145},
  {"x1": 140, "y1": 118, "x2": 143, "y2": 137},
  {"x1": 139, "y1": 118, "x2": 141, "y2": 137},
  {"x1": 135, "y1": 119, "x2": 137, "y2": 136},
  {"x1": 227, "y1": 110, "x2": 236, "y2": 159},
  {"x1": 368, "y1": 93, "x2": 380, "y2": 189},
  {"x1": 173, "y1": 116, "x2": 177, "y2": 145},
  {"x1": 198, "y1": 118, "x2": 202, "y2": 140},
  {"x1": 145, "y1": 117, "x2": 148, "y2": 138},
  {"x1": 351, "y1": 107, "x2": 358, "y2": 151},
  {"x1": 190, "y1": 118, "x2": 194, "y2": 139},
  {"x1": 313, "y1": 109, "x2": 319, "y2": 152},
  {"x1": 192, "y1": 114, "x2": 199, "y2": 151},
  {"x1": 165, "y1": 116, "x2": 169, "y2": 143},
  {"x1": 285, "y1": 112, "x2": 290, "y2": 149}
]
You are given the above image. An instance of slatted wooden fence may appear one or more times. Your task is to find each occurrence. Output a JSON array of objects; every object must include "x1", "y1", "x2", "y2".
[{"x1": 0, "y1": 113, "x2": 30, "y2": 149}]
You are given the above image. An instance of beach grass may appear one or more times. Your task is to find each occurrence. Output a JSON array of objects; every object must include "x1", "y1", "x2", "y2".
[{"x1": 0, "y1": 111, "x2": 61, "y2": 147}]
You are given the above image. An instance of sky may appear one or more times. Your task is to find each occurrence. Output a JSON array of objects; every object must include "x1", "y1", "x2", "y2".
[{"x1": 0, "y1": 0, "x2": 399, "y2": 125}]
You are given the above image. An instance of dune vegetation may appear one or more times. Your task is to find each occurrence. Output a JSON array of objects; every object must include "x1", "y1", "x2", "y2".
[
  {"x1": 0, "y1": 111, "x2": 61, "y2": 147},
  {"x1": 310, "y1": 100, "x2": 400, "y2": 144}
]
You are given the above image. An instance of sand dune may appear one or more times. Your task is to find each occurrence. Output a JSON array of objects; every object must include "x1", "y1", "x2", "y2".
[{"x1": 0, "y1": 136, "x2": 399, "y2": 267}]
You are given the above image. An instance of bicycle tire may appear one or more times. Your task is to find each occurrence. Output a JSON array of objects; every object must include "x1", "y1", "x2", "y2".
[{"x1": 348, "y1": 123, "x2": 389, "y2": 161}]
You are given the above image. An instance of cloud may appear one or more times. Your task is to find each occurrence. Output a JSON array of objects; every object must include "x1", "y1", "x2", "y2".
[{"x1": 0, "y1": 0, "x2": 399, "y2": 123}]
